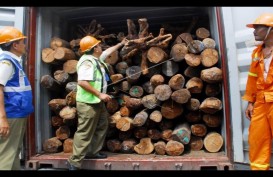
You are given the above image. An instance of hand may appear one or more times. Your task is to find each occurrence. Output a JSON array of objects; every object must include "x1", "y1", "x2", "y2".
[
  {"x1": 120, "y1": 38, "x2": 128, "y2": 46},
  {"x1": 0, "y1": 117, "x2": 9, "y2": 138},
  {"x1": 245, "y1": 102, "x2": 254, "y2": 120},
  {"x1": 99, "y1": 93, "x2": 112, "y2": 102}
]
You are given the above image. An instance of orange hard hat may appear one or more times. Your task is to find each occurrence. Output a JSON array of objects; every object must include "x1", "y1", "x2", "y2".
[
  {"x1": 0, "y1": 26, "x2": 27, "y2": 45},
  {"x1": 80, "y1": 35, "x2": 101, "y2": 52},
  {"x1": 247, "y1": 13, "x2": 273, "y2": 28}
]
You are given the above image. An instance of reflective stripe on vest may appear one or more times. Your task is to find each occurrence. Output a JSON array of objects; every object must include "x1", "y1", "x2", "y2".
[
  {"x1": 250, "y1": 162, "x2": 270, "y2": 169},
  {"x1": 248, "y1": 72, "x2": 258, "y2": 77}
]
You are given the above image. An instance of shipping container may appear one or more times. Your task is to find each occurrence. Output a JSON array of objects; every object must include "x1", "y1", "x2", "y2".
[{"x1": 5, "y1": 6, "x2": 273, "y2": 170}]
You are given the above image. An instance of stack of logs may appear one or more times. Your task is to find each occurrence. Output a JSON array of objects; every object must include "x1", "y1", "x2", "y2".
[{"x1": 41, "y1": 18, "x2": 224, "y2": 156}]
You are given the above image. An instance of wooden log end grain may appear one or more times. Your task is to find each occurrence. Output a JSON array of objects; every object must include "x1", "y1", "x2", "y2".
[
  {"x1": 63, "y1": 138, "x2": 73, "y2": 153},
  {"x1": 43, "y1": 137, "x2": 62, "y2": 153},
  {"x1": 134, "y1": 138, "x2": 154, "y2": 155},
  {"x1": 204, "y1": 132, "x2": 223, "y2": 153},
  {"x1": 165, "y1": 140, "x2": 184, "y2": 156}
]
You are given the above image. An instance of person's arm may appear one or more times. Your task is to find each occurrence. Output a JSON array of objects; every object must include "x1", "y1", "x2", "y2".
[
  {"x1": 0, "y1": 85, "x2": 9, "y2": 137},
  {"x1": 245, "y1": 102, "x2": 254, "y2": 120},
  {"x1": 100, "y1": 38, "x2": 128, "y2": 61}
]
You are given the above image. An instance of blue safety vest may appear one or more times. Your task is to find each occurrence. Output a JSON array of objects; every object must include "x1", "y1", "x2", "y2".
[{"x1": 0, "y1": 53, "x2": 34, "y2": 118}]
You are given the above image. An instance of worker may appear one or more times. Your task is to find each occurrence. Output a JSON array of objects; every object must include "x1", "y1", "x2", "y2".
[
  {"x1": 0, "y1": 26, "x2": 34, "y2": 170},
  {"x1": 67, "y1": 35, "x2": 127, "y2": 170},
  {"x1": 243, "y1": 13, "x2": 273, "y2": 170}
]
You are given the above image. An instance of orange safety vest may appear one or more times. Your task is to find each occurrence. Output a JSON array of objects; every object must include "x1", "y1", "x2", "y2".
[{"x1": 242, "y1": 45, "x2": 273, "y2": 103}]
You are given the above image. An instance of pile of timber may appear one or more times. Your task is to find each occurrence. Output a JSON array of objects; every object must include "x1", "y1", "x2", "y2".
[{"x1": 41, "y1": 18, "x2": 224, "y2": 156}]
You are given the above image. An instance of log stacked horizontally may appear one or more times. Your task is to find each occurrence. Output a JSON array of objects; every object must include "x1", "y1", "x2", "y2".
[{"x1": 41, "y1": 18, "x2": 224, "y2": 155}]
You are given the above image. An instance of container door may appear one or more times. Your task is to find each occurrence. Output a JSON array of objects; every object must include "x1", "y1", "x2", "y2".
[
  {"x1": 221, "y1": 7, "x2": 273, "y2": 166},
  {"x1": 0, "y1": 7, "x2": 25, "y2": 54}
]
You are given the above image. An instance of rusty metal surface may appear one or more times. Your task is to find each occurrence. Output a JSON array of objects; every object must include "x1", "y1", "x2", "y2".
[{"x1": 27, "y1": 150, "x2": 233, "y2": 170}]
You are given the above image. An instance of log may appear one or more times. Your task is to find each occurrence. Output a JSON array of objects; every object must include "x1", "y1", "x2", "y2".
[
  {"x1": 147, "y1": 129, "x2": 161, "y2": 140},
  {"x1": 50, "y1": 37, "x2": 70, "y2": 50},
  {"x1": 185, "y1": 111, "x2": 202, "y2": 123},
  {"x1": 201, "y1": 67, "x2": 223, "y2": 83},
  {"x1": 203, "y1": 114, "x2": 222, "y2": 128},
  {"x1": 105, "y1": 50, "x2": 120, "y2": 65},
  {"x1": 186, "y1": 98, "x2": 200, "y2": 111},
  {"x1": 51, "y1": 116, "x2": 64, "y2": 127},
  {"x1": 140, "y1": 50, "x2": 149, "y2": 75},
  {"x1": 149, "y1": 110, "x2": 162, "y2": 123},
  {"x1": 43, "y1": 137, "x2": 62, "y2": 153},
  {"x1": 63, "y1": 138, "x2": 73, "y2": 153},
  {"x1": 191, "y1": 124, "x2": 207, "y2": 137},
  {"x1": 172, "y1": 123, "x2": 191, "y2": 145},
  {"x1": 162, "y1": 60, "x2": 179, "y2": 77},
  {"x1": 54, "y1": 70, "x2": 72, "y2": 85},
  {"x1": 171, "y1": 89, "x2": 191, "y2": 104},
  {"x1": 203, "y1": 38, "x2": 216, "y2": 49},
  {"x1": 147, "y1": 47, "x2": 167, "y2": 63},
  {"x1": 185, "y1": 77, "x2": 203, "y2": 94},
  {"x1": 66, "y1": 82, "x2": 77, "y2": 92},
  {"x1": 138, "y1": 18, "x2": 149, "y2": 38},
  {"x1": 184, "y1": 66, "x2": 201, "y2": 78},
  {"x1": 134, "y1": 138, "x2": 154, "y2": 155},
  {"x1": 125, "y1": 97, "x2": 142, "y2": 110},
  {"x1": 106, "y1": 99, "x2": 120, "y2": 114},
  {"x1": 120, "y1": 81, "x2": 131, "y2": 92},
  {"x1": 115, "y1": 61, "x2": 128, "y2": 75},
  {"x1": 126, "y1": 66, "x2": 142, "y2": 83},
  {"x1": 170, "y1": 43, "x2": 188, "y2": 62},
  {"x1": 196, "y1": 27, "x2": 210, "y2": 39},
  {"x1": 129, "y1": 86, "x2": 144, "y2": 98},
  {"x1": 134, "y1": 127, "x2": 147, "y2": 139},
  {"x1": 161, "y1": 100, "x2": 184, "y2": 119},
  {"x1": 205, "y1": 83, "x2": 222, "y2": 97},
  {"x1": 168, "y1": 74, "x2": 185, "y2": 90},
  {"x1": 174, "y1": 33, "x2": 193, "y2": 45},
  {"x1": 59, "y1": 106, "x2": 77, "y2": 120},
  {"x1": 66, "y1": 91, "x2": 76, "y2": 106},
  {"x1": 116, "y1": 117, "x2": 134, "y2": 131},
  {"x1": 109, "y1": 111, "x2": 122, "y2": 127},
  {"x1": 154, "y1": 84, "x2": 172, "y2": 101},
  {"x1": 40, "y1": 75, "x2": 62, "y2": 91},
  {"x1": 201, "y1": 48, "x2": 219, "y2": 67},
  {"x1": 184, "y1": 53, "x2": 201, "y2": 67},
  {"x1": 42, "y1": 48, "x2": 57, "y2": 64},
  {"x1": 203, "y1": 132, "x2": 223, "y2": 153},
  {"x1": 187, "y1": 40, "x2": 205, "y2": 54},
  {"x1": 199, "y1": 97, "x2": 222, "y2": 114},
  {"x1": 63, "y1": 60, "x2": 78, "y2": 74},
  {"x1": 127, "y1": 19, "x2": 137, "y2": 40},
  {"x1": 150, "y1": 74, "x2": 165, "y2": 87},
  {"x1": 119, "y1": 106, "x2": 131, "y2": 117},
  {"x1": 154, "y1": 141, "x2": 166, "y2": 155},
  {"x1": 121, "y1": 139, "x2": 137, "y2": 153},
  {"x1": 70, "y1": 38, "x2": 81, "y2": 50},
  {"x1": 54, "y1": 47, "x2": 76, "y2": 61},
  {"x1": 110, "y1": 74, "x2": 124, "y2": 84},
  {"x1": 119, "y1": 130, "x2": 133, "y2": 141},
  {"x1": 165, "y1": 140, "x2": 184, "y2": 156},
  {"x1": 161, "y1": 129, "x2": 173, "y2": 141},
  {"x1": 159, "y1": 119, "x2": 173, "y2": 131},
  {"x1": 141, "y1": 94, "x2": 160, "y2": 109},
  {"x1": 56, "y1": 126, "x2": 70, "y2": 140},
  {"x1": 142, "y1": 81, "x2": 154, "y2": 94},
  {"x1": 48, "y1": 99, "x2": 67, "y2": 113},
  {"x1": 132, "y1": 110, "x2": 149, "y2": 127},
  {"x1": 107, "y1": 139, "x2": 122, "y2": 152},
  {"x1": 189, "y1": 136, "x2": 203, "y2": 151}
]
